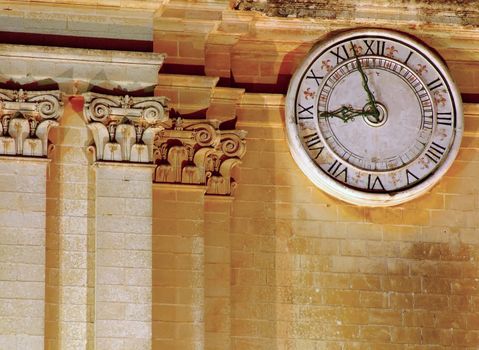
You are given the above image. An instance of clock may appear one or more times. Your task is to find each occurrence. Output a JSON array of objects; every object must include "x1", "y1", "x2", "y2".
[{"x1": 285, "y1": 29, "x2": 463, "y2": 206}]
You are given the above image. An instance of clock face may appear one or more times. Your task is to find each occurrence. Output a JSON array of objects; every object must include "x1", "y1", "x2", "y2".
[{"x1": 285, "y1": 29, "x2": 463, "y2": 206}]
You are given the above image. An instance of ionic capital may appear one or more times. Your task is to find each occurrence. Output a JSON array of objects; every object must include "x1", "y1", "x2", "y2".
[
  {"x1": 0, "y1": 88, "x2": 63, "y2": 157},
  {"x1": 83, "y1": 92, "x2": 169, "y2": 163},
  {"x1": 153, "y1": 117, "x2": 247, "y2": 196}
]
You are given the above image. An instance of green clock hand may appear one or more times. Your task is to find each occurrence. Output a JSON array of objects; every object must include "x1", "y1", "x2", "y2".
[
  {"x1": 319, "y1": 105, "x2": 378, "y2": 123},
  {"x1": 351, "y1": 43, "x2": 380, "y2": 121}
]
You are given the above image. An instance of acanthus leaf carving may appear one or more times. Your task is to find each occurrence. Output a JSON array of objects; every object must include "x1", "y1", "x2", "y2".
[
  {"x1": 82, "y1": 92, "x2": 169, "y2": 163},
  {"x1": 153, "y1": 116, "x2": 247, "y2": 196},
  {"x1": 0, "y1": 88, "x2": 63, "y2": 157}
]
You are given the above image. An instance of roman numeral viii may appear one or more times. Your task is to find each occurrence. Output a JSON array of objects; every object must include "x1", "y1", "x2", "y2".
[
  {"x1": 303, "y1": 133, "x2": 324, "y2": 160},
  {"x1": 327, "y1": 160, "x2": 348, "y2": 182}
]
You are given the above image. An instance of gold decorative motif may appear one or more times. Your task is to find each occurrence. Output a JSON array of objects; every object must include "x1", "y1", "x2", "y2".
[
  {"x1": 433, "y1": 89, "x2": 447, "y2": 107},
  {"x1": 303, "y1": 88, "x2": 316, "y2": 100},
  {"x1": 321, "y1": 59, "x2": 333, "y2": 72},
  {"x1": 416, "y1": 64, "x2": 428, "y2": 76},
  {"x1": 436, "y1": 127, "x2": 448, "y2": 141},
  {"x1": 385, "y1": 46, "x2": 398, "y2": 58},
  {"x1": 350, "y1": 44, "x2": 363, "y2": 56},
  {"x1": 419, "y1": 157, "x2": 430, "y2": 170},
  {"x1": 0, "y1": 88, "x2": 63, "y2": 157}
]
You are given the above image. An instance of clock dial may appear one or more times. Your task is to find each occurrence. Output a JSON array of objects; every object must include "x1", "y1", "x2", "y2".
[{"x1": 286, "y1": 29, "x2": 463, "y2": 206}]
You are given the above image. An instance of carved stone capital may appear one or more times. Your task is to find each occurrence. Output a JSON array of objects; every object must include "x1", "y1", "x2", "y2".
[
  {"x1": 0, "y1": 88, "x2": 63, "y2": 157},
  {"x1": 83, "y1": 92, "x2": 169, "y2": 163},
  {"x1": 153, "y1": 117, "x2": 247, "y2": 196}
]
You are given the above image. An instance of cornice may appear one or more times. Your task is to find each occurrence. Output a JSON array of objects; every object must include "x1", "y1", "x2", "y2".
[
  {"x1": 0, "y1": 44, "x2": 165, "y2": 93},
  {"x1": 233, "y1": 0, "x2": 479, "y2": 26}
]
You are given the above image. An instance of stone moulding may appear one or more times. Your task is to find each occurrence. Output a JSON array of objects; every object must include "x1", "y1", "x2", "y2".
[
  {"x1": 0, "y1": 88, "x2": 63, "y2": 157},
  {"x1": 0, "y1": 44, "x2": 166, "y2": 94},
  {"x1": 83, "y1": 92, "x2": 169, "y2": 163},
  {"x1": 153, "y1": 117, "x2": 247, "y2": 196}
]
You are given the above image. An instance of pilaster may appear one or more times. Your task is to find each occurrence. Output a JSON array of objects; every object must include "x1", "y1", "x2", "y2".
[
  {"x1": 95, "y1": 162, "x2": 155, "y2": 350},
  {"x1": 0, "y1": 87, "x2": 62, "y2": 349},
  {"x1": 204, "y1": 196, "x2": 234, "y2": 350},
  {"x1": 152, "y1": 184, "x2": 206, "y2": 350},
  {"x1": 82, "y1": 91, "x2": 169, "y2": 349},
  {"x1": 0, "y1": 157, "x2": 50, "y2": 350}
]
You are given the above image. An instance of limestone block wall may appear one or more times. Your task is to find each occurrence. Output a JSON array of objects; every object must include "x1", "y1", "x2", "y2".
[
  {"x1": 0, "y1": 158, "x2": 48, "y2": 350},
  {"x1": 95, "y1": 163, "x2": 154, "y2": 350},
  {"x1": 152, "y1": 185, "x2": 205, "y2": 350},
  {"x1": 228, "y1": 97, "x2": 479, "y2": 349}
]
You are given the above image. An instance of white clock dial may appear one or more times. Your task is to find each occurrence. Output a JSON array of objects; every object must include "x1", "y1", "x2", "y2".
[{"x1": 286, "y1": 29, "x2": 463, "y2": 206}]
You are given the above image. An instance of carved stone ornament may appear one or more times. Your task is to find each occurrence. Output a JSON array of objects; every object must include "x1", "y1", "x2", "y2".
[
  {"x1": 153, "y1": 117, "x2": 247, "y2": 196},
  {"x1": 0, "y1": 88, "x2": 63, "y2": 157},
  {"x1": 82, "y1": 92, "x2": 169, "y2": 163}
]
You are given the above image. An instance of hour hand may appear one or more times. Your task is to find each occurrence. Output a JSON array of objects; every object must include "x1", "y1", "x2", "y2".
[{"x1": 319, "y1": 105, "x2": 375, "y2": 123}]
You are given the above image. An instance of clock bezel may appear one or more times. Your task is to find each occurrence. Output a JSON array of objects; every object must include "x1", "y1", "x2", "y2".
[{"x1": 285, "y1": 28, "x2": 463, "y2": 207}]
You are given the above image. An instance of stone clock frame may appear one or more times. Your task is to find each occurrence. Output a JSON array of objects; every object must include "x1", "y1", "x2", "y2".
[{"x1": 285, "y1": 29, "x2": 463, "y2": 207}]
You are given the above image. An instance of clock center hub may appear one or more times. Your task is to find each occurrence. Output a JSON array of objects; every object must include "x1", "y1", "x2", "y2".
[{"x1": 363, "y1": 103, "x2": 388, "y2": 127}]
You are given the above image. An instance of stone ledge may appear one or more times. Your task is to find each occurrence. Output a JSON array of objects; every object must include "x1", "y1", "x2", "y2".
[{"x1": 0, "y1": 44, "x2": 165, "y2": 93}]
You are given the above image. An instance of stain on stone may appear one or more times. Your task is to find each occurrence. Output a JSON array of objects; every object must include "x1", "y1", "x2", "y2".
[{"x1": 233, "y1": 0, "x2": 479, "y2": 27}]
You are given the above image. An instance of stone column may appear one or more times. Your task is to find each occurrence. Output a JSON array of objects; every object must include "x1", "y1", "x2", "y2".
[
  {"x1": 0, "y1": 89, "x2": 62, "y2": 349},
  {"x1": 95, "y1": 163, "x2": 155, "y2": 350},
  {"x1": 82, "y1": 92, "x2": 168, "y2": 350}
]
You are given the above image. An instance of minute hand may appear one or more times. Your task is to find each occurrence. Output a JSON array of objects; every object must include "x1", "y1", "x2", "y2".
[{"x1": 352, "y1": 44, "x2": 380, "y2": 120}]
